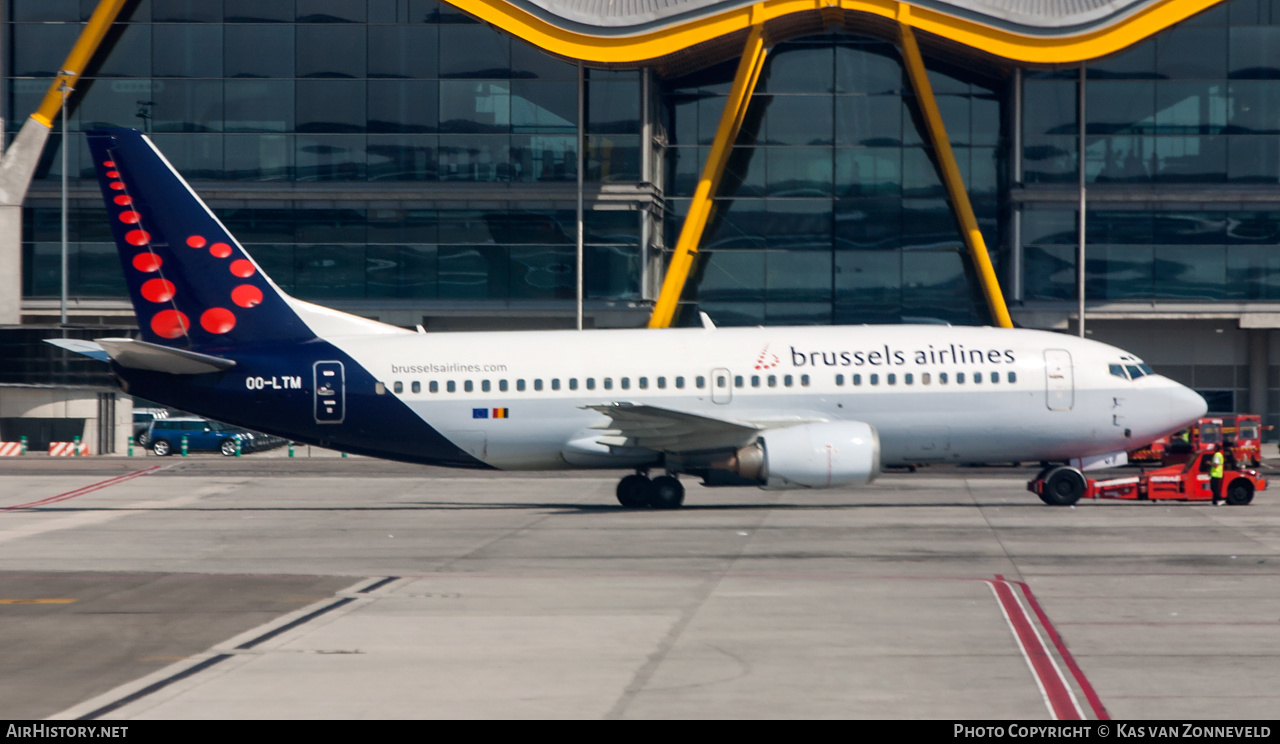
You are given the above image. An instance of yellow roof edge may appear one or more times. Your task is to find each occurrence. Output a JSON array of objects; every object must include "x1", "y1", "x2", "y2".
[{"x1": 445, "y1": 0, "x2": 1226, "y2": 66}]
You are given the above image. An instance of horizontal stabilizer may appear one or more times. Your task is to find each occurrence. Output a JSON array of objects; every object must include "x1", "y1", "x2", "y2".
[
  {"x1": 44, "y1": 338, "x2": 111, "y2": 362},
  {"x1": 94, "y1": 337, "x2": 236, "y2": 375}
]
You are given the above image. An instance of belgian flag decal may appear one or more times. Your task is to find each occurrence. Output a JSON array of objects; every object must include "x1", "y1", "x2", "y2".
[{"x1": 492, "y1": 408, "x2": 509, "y2": 419}]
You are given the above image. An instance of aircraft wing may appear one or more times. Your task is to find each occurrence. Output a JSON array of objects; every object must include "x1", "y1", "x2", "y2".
[{"x1": 582, "y1": 402, "x2": 761, "y2": 452}]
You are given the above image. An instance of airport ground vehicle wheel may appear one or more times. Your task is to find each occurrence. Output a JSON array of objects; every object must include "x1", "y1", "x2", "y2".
[
  {"x1": 1226, "y1": 480, "x2": 1254, "y2": 506},
  {"x1": 137, "y1": 431, "x2": 150, "y2": 448},
  {"x1": 152, "y1": 439, "x2": 172, "y2": 457},
  {"x1": 616, "y1": 474, "x2": 650, "y2": 508},
  {"x1": 220, "y1": 439, "x2": 237, "y2": 457},
  {"x1": 647, "y1": 475, "x2": 685, "y2": 509},
  {"x1": 1040, "y1": 466, "x2": 1085, "y2": 506}
]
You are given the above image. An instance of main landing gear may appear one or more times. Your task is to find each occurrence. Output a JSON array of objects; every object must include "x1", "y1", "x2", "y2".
[{"x1": 616, "y1": 470, "x2": 685, "y2": 509}]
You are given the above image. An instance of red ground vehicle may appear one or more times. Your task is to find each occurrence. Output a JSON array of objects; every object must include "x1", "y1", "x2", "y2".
[
  {"x1": 1128, "y1": 417, "x2": 1223, "y2": 465},
  {"x1": 1029, "y1": 452, "x2": 1265, "y2": 506},
  {"x1": 1130, "y1": 415, "x2": 1266, "y2": 467}
]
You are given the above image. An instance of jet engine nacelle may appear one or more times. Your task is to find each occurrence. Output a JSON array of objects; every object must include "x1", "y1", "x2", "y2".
[
  {"x1": 760, "y1": 421, "x2": 881, "y2": 489},
  {"x1": 706, "y1": 421, "x2": 881, "y2": 490}
]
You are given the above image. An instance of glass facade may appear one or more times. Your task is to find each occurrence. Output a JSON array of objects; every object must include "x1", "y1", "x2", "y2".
[
  {"x1": 662, "y1": 36, "x2": 1001, "y2": 326},
  {"x1": 7, "y1": 0, "x2": 644, "y2": 306},
  {"x1": 7, "y1": 0, "x2": 1280, "y2": 325},
  {"x1": 1021, "y1": 0, "x2": 1280, "y2": 303}
]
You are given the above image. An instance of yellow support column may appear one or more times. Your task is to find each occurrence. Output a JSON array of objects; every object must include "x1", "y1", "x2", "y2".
[
  {"x1": 898, "y1": 19, "x2": 1014, "y2": 329},
  {"x1": 648, "y1": 25, "x2": 769, "y2": 329},
  {"x1": 29, "y1": 0, "x2": 132, "y2": 127}
]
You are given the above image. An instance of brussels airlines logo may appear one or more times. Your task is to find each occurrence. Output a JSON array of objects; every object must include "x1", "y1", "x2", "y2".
[
  {"x1": 789, "y1": 343, "x2": 1017, "y2": 368},
  {"x1": 754, "y1": 345, "x2": 781, "y2": 370}
]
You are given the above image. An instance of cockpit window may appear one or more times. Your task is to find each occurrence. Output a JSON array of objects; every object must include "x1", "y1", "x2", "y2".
[
  {"x1": 1109, "y1": 364, "x2": 1128, "y2": 379},
  {"x1": 1139, "y1": 363, "x2": 1154, "y2": 376},
  {"x1": 1125, "y1": 365, "x2": 1144, "y2": 379}
]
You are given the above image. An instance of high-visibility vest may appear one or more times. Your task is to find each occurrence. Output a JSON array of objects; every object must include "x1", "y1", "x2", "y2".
[{"x1": 1210, "y1": 452, "x2": 1224, "y2": 479}]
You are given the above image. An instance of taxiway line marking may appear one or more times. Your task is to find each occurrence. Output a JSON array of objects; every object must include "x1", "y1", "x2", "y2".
[
  {"x1": 988, "y1": 577, "x2": 1083, "y2": 720},
  {"x1": 1007, "y1": 577, "x2": 1111, "y2": 721},
  {"x1": 0, "y1": 598, "x2": 76, "y2": 604},
  {"x1": 1, "y1": 466, "x2": 163, "y2": 512}
]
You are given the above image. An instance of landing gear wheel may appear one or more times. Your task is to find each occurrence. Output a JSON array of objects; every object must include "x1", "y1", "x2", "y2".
[
  {"x1": 220, "y1": 439, "x2": 237, "y2": 457},
  {"x1": 1040, "y1": 466, "x2": 1085, "y2": 506},
  {"x1": 616, "y1": 474, "x2": 650, "y2": 508},
  {"x1": 647, "y1": 475, "x2": 685, "y2": 510},
  {"x1": 152, "y1": 439, "x2": 172, "y2": 457},
  {"x1": 1226, "y1": 480, "x2": 1254, "y2": 506}
]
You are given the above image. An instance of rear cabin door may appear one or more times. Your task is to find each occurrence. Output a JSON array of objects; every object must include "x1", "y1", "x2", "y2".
[
  {"x1": 314, "y1": 361, "x2": 345, "y2": 424},
  {"x1": 1044, "y1": 349, "x2": 1074, "y2": 411}
]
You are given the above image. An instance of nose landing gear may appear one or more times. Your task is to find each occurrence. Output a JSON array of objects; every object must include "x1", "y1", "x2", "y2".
[{"x1": 615, "y1": 470, "x2": 685, "y2": 509}]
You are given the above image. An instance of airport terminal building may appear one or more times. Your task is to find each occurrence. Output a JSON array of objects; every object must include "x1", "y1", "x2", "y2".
[{"x1": 4, "y1": 0, "x2": 1280, "y2": 444}]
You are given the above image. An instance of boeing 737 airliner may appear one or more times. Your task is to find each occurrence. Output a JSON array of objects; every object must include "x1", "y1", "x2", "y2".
[{"x1": 52, "y1": 130, "x2": 1207, "y2": 508}]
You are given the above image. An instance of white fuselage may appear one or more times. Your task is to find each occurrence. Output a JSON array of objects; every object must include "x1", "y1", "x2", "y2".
[{"x1": 323, "y1": 324, "x2": 1206, "y2": 470}]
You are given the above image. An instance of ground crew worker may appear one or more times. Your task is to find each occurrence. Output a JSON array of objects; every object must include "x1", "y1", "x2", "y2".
[{"x1": 1209, "y1": 445, "x2": 1225, "y2": 505}]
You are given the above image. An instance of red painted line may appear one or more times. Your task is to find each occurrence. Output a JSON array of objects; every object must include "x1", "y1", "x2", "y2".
[
  {"x1": 1008, "y1": 578, "x2": 1112, "y2": 721},
  {"x1": 1, "y1": 466, "x2": 162, "y2": 512},
  {"x1": 989, "y1": 576, "x2": 1082, "y2": 720}
]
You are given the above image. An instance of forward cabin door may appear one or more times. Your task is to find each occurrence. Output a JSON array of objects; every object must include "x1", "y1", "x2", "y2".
[
  {"x1": 1044, "y1": 349, "x2": 1074, "y2": 411},
  {"x1": 314, "y1": 361, "x2": 346, "y2": 424}
]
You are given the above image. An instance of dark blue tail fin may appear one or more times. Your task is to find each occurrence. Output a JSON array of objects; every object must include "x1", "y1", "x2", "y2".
[{"x1": 87, "y1": 129, "x2": 315, "y2": 350}]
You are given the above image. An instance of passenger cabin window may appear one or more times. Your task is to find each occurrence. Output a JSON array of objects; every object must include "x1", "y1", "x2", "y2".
[
  {"x1": 939, "y1": 373, "x2": 948, "y2": 384},
  {"x1": 784, "y1": 375, "x2": 793, "y2": 387},
  {"x1": 800, "y1": 374, "x2": 810, "y2": 387},
  {"x1": 870, "y1": 374, "x2": 879, "y2": 385},
  {"x1": 464, "y1": 380, "x2": 474, "y2": 392},
  {"x1": 499, "y1": 380, "x2": 509, "y2": 392},
  {"x1": 768, "y1": 375, "x2": 777, "y2": 388},
  {"x1": 676, "y1": 376, "x2": 686, "y2": 389},
  {"x1": 620, "y1": 377, "x2": 630, "y2": 390},
  {"x1": 904, "y1": 373, "x2": 912, "y2": 385},
  {"x1": 534, "y1": 379, "x2": 543, "y2": 391},
  {"x1": 430, "y1": 381, "x2": 439, "y2": 393},
  {"x1": 517, "y1": 379, "x2": 526, "y2": 392},
  {"x1": 974, "y1": 372, "x2": 982, "y2": 383},
  {"x1": 696, "y1": 376, "x2": 705, "y2": 389},
  {"x1": 638, "y1": 377, "x2": 647, "y2": 389},
  {"x1": 990, "y1": 371, "x2": 998, "y2": 384},
  {"x1": 447, "y1": 381, "x2": 456, "y2": 392},
  {"x1": 411, "y1": 381, "x2": 421, "y2": 393},
  {"x1": 853, "y1": 374, "x2": 861, "y2": 386},
  {"x1": 956, "y1": 373, "x2": 965, "y2": 384},
  {"x1": 604, "y1": 378, "x2": 613, "y2": 390},
  {"x1": 887, "y1": 373, "x2": 896, "y2": 385},
  {"x1": 481, "y1": 380, "x2": 491, "y2": 392},
  {"x1": 921, "y1": 373, "x2": 930, "y2": 385},
  {"x1": 393, "y1": 381, "x2": 403, "y2": 393},
  {"x1": 375, "y1": 382, "x2": 387, "y2": 395},
  {"x1": 569, "y1": 378, "x2": 579, "y2": 390},
  {"x1": 734, "y1": 375, "x2": 744, "y2": 388},
  {"x1": 657, "y1": 377, "x2": 666, "y2": 389},
  {"x1": 586, "y1": 378, "x2": 596, "y2": 390},
  {"x1": 835, "y1": 374, "x2": 844, "y2": 386},
  {"x1": 1008, "y1": 372, "x2": 1016, "y2": 383},
  {"x1": 552, "y1": 379, "x2": 560, "y2": 390}
]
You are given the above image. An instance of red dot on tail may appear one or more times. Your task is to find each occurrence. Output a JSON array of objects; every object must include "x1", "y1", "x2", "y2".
[
  {"x1": 150, "y1": 310, "x2": 189, "y2": 339},
  {"x1": 119, "y1": 211, "x2": 141, "y2": 224},
  {"x1": 106, "y1": 170, "x2": 120, "y2": 178},
  {"x1": 110, "y1": 182, "x2": 125, "y2": 191},
  {"x1": 125, "y1": 229, "x2": 151, "y2": 246},
  {"x1": 231, "y1": 284, "x2": 263, "y2": 308},
  {"x1": 140, "y1": 278, "x2": 176, "y2": 303},
  {"x1": 229, "y1": 259, "x2": 255, "y2": 278},
  {"x1": 103, "y1": 161, "x2": 115, "y2": 167},
  {"x1": 209, "y1": 242, "x2": 232, "y2": 258},
  {"x1": 113, "y1": 195, "x2": 132, "y2": 206},
  {"x1": 200, "y1": 308, "x2": 236, "y2": 334},
  {"x1": 132, "y1": 253, "x2": 162, "y2": 273},
  {"x1": 186, "y1": 235, "x2": 207, "y2": 249}
]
